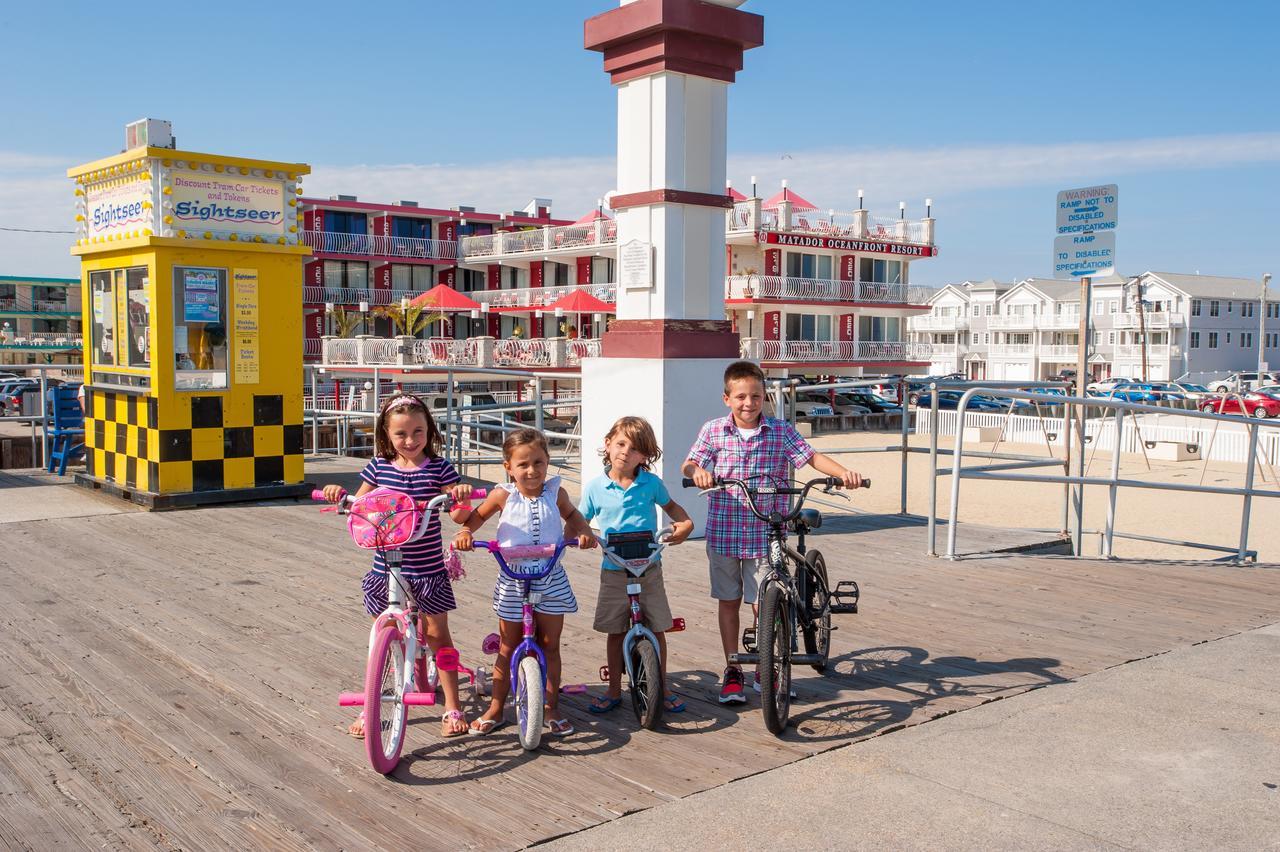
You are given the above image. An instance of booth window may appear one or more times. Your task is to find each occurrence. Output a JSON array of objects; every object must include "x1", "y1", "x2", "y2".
[
  {"x1": 89, "y1": 270, "x2": 116, "y2": 366},
  {"x1": 126, "y1": 267, "x2": 150, "y2": 367},
  {"x1": 173, "y1": 266, "x2": 229, "y2": 390}
]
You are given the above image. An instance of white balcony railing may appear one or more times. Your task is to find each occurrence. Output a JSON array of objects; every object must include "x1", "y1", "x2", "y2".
[
  {"x1": 303, "y1": 338, "x2": 322, "y2": 359},
  {"x1": 0, "y1": 331, "x2": 82, "y2": 348},
  {"x1": 460, "y1": 221, "x2": 618, "y2": 261},
  {"x1": 412, "y1": 338, "x2": 477, "y2": 365},
  {"x1": 907, "y1": 314, "x2": 969, "y2": 331},
  {"x1": 0, "y1": 297, "x2": 76, "y2": 314},
  {"x1": 319, "y1": 335, "x2": 594, "y2": 369},
  {"x1": 1114, "y1": 344, "x2": 1179, "y2": 359},
  {"x1": 566, "y1": 339, "x2": 602, "y2": 364},
  {"x1": 1112, "y1": 312, "x2": 1174, "y2": 329},
  {"x1": 1038, "y1": 344, "x2": 1079, "y2": 359},
  {"x1": 472, "y1": 283, "x2": 617, "y2": 310},
  {"x1": 741, "y1": 339, "x2": 932, "y2": 363},
  {"x1": 988, "y1": 344, "x2": 1035, "y2": 356},
  {"x1": 301, "y1": 230, "x2": 458, "y2": 261},
  {"x1": 927, "y1": 344, "x2": 965, "y2": 356},
  {"x1": 986, "y1": 315, "x2": 1038, "y2": 329},
  {"x1": 493, "y1": 338, "x2": 552, "y2": 367},
  {"x1": 726, "y1": 275, "x2": 934, "y2": 306}
]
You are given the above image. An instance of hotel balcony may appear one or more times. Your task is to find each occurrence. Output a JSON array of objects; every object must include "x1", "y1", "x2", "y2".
[
  {"x1": 986, "y1": 315, "x2": 1037, "y2": 330},
  {"x1": 740, "y1": 339, "x2": 932, "y2": 365},
  {"x1": 988, "y1": 344, "x2": 1035, "y2": 357},
  {"x1": 472, "y1": 283, "x2": 617, "y2": 311},
  {"x1": 727, "y1": 275, "x2": 934, "y2": 307},
  {"x1": 0, "y1": 331, "x2": 83, "y2": 351},
  {"x1": 301, "y1": 230, "x2": 459, "y2": 263},
  {"x1": 1040, "y1": 313, "x2": 1082, "y2": 330},
  {"x1": 1038, "y1": 344, "x2": 1079, "y2": 360},
  {"x1": 1114, "y1": 343, "x2": 1180, "y2": 359},
  {"x1": 0, "y1": 296, "x2": 78, "y2": 318},
  {"x1": 460, "y1": 221, "x2": 617, "y2": 263},
  {"x1": 907, "y1": 314, "x2": 969, "y2": 331},
  {"x1": 1112, "y1": 312, "x2": 1179, "y2": 329},
  {"x1": 727, "y1": 201, "x2": 935, "y2": 247},
  {"x1": 321, "y1": 335, "x2": 599, "y2": 370}
]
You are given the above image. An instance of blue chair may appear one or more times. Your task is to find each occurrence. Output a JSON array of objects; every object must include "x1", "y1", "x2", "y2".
[{"x1": 46, "y1": 385, "x2": 85, "y2": 475}]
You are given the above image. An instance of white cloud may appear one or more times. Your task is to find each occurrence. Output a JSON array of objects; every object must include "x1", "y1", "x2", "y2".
[{"x1": 3, "y1": 131, "x2": 1279, "y2": 277}]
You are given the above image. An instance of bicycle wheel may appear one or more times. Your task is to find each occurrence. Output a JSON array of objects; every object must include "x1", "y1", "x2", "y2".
[
  {"x1": 756, "y1": 581, "x2": 792, "y2": 735},
  {"x1": 629, "y1": 638, "x2": 663, "y2": 730},
  {"x1": 801, "y1": 551, "x2": 832, "y2": 673},
  {"x1": 364, "y1": 623, "x2": 408, "y2": 774},
  {"x1": 514, "y1": 656, "x2": 544, "y2": 751}
]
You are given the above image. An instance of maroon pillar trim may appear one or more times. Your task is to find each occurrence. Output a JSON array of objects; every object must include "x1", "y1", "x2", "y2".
[
  {"x1": 609, "y1": 189, "x2": 734, "y2": 211},
  {"x1": 601, "y1": 319, "x2": 740, "y2": 359},
  {"x1": 585, "y1": 0, "x2": 763, "y2": 85}
]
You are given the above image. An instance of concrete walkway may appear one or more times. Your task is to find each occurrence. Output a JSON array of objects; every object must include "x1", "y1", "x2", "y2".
[{"x1": 546, "y1": 623, "x2": 1280, "y2": 851}]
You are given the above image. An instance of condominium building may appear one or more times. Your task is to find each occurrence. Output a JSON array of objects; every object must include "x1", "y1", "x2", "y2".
[
  {"x1": 0, "y1": 274, "x2": 83, "y2": 365},
  {"x1": 909, "y1": 272, "x2": 1280, "y2": 382}
]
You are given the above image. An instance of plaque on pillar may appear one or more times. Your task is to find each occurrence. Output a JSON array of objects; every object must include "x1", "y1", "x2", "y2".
[{"x1": 620, "y1": 239, "x2": 654, "y2": 292}]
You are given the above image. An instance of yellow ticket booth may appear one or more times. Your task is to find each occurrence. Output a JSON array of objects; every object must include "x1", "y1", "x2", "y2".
[{"x1": 68, "y1": 122, "x2": 312, "y2": 507}]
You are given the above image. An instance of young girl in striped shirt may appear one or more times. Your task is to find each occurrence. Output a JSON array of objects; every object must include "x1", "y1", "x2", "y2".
[
  {"x1": 453, "y1": 429, "x2": 596, "y2": 737},
  {"x1": 321, "y1": 393, "x2": 474, "y2": 739}
]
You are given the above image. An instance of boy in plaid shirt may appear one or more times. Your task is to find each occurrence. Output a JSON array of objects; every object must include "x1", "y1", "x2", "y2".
[{"x1": 682, "y1": 361, "x2": 863, "y2": 704}]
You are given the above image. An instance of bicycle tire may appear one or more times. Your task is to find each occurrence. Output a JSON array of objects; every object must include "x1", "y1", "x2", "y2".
[
  {"x1": 801, "y1": 550, "x2": 832, "y2": 673},
  {"x1": 629, "y1": 638, "x2": 664, "y2": 730},
  {"x1": 364, "y1": 623, "x2": 408, "y2": 774},
  {"x1": 757, "y1": 581, "x2": 792, "y2": 735},
  {"x1": 515, "y1": 656, "x2": 544, "y2": 751}
]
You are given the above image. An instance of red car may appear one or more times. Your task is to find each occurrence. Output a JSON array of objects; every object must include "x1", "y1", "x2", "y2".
[{"x1": 1200, "y1": 392, "x2": 1280, "y2": 419}]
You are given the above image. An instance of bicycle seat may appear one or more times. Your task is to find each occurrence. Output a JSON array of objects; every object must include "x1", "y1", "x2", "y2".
[{"x1": 791, "y1": 508, "x2": 822, "y2": 532}]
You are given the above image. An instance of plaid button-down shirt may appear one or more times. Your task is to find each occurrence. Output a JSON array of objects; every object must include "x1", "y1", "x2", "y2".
[{"x1": 686, "y1": 415, "x2": 815, "y2": 558}]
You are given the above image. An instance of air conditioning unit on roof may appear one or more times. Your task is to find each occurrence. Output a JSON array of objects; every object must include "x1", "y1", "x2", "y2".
[{"x1": 125, "y1": 119, "x2": 174, "y2": 150}]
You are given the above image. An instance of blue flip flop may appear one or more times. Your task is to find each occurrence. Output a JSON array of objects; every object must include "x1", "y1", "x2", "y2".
[
  {"x1": 663, "y1": 695, "x2": 686, "y2": 713},
  {"x1": 588, "y1": 695, "x2": 623, "y2": 714}
]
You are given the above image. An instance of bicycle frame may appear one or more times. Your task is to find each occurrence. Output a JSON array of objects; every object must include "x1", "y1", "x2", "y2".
[{"x1": 599, "y1": 528, "x2": 672, "y2": 682}]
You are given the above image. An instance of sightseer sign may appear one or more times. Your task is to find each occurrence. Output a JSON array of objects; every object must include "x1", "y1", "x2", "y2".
[
  {"x1": 764, "y1": 231, "x2": 938, "y2": 257},
  {"x1": 85, "y1": 180, "x2": 149, "y2": 237},
  {"x1": 171, "y1": 171, "x2": 285, "y2": 235}
]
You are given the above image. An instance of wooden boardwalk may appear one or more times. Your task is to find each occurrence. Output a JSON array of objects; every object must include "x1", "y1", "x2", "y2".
[{"x1": 1, "y1": 472, "x2": 1279, "y2": 850}]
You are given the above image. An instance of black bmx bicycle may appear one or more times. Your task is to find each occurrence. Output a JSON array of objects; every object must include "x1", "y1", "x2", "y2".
[{"x1": 684, "y1": 475, "x2": 868, "y2": 735}]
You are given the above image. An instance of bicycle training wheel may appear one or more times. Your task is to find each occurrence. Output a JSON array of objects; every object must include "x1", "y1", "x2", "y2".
[
  {"x1": 629, "y1": 638, "x2": 663, "y2": 730},
  {"x1": 514, "y1": 656, "x2": 544, "y2": 751},
  {"x1": 364, "y1": 623, "x2": 408, "y2": 774},
  {"x1": 757, "y1": 582, "x2": 792, "y2": 735},
  {"x1": 802, "y1": 551, "x2": 832, "y2": 673}
]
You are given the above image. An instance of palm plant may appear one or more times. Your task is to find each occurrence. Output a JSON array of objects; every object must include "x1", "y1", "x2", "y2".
[
  {"x1": 328, "y1": 306, "x2": 364, "y2": 338},
  {"x1": 375, "y1": 303, "x2": 448, "y2": 336}
]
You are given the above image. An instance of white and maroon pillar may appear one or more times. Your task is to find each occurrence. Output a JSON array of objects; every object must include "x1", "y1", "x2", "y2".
[{"x1": 580, "y1": 0, "x2": 762, "y2": 531}]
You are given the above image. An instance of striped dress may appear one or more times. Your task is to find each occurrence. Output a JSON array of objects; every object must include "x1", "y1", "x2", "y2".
[
  {"x1": 492, "y1": 476, "x2": 578, "y2": 620},
  {"x1": 358, "y1": 455, "x2": 460, "y2": 616}
]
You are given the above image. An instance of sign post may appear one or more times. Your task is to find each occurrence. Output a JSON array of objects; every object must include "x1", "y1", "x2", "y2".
[{"x1": 1054, "y1": 184, "x2": 1118, "y2": 555}]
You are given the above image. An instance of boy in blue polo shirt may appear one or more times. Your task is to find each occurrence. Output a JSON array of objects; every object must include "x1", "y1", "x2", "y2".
[{"x1": 579, "y1": 416, "x2": 694, "y2": 714}]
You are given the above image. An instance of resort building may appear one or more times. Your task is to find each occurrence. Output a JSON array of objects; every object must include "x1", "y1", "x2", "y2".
[
  {"x1": 0, "y1": 274, "x2": 83, "y2": 365},
  {"x1": 909, "y1": 272, "x2": 1280, "y2": 382}
]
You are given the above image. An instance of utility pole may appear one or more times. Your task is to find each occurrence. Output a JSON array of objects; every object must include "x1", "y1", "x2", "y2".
[
  {"x1": 1260, "y1": 273, "x2": 1272, "y2": 373},
  {"x1": 1133, "y1": 274, "x2": 1149, "y2": 382}
]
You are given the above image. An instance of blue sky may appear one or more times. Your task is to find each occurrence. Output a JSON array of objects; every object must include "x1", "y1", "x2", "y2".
[{"x1": 2, "y1": 0, "x2": 1277, "y2": 285}]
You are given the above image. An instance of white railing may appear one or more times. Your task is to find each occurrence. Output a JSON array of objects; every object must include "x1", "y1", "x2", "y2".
[
  {"x1": 301, "y1": 230, "x2": 458, "y2": 261},
  {"x1": 1041, "y1": 313, "x2": 1082, "y2": 329},
  {"x1": 987, "y1": 315, "x2": 1037, "y2": 329},
  {"x1": 741, "y1": 339, "x2": 931, "y2": 362},
  {"x1": 907, "y1": 315, "x2": 969, "y2": 331},
  {"x1": 1038, "y1": 344, "x2": 1078, "y2": 359},
  {"x1": 988, "y1": 344, "x2": 1035, "y2": 356},
  {"x1": 1, "y1": 331, "x2": 82, "y2": 348},
  {"x1": 756, "y1": 209, "x2": 931, "y2": 244},
  {"x1": 726, "y1": 275, "x2": 934, "y2": 305},
  {"x1": 927, "y1": 344, "x2": 965, "y2": 356},
  {"x1": 1115, "y1": 344, "x2": 1179, "y2": 359},
  {"x1": 360, "y1": 338, "x2": 402, "y2": 364},
  {"x1": 471, "y1": 283, "x2": 618, "y2": 310},
  {"x1": 460, "y1": 221, "x2": 618, "y2": 260},
  {"x1": 1113, "y1": 312, "x2": 1175, "y2": 328},
  {"x1": 0, "y1": 298, "x2": 76, "y2": 313},
  {"x1": 304, "y1": 287, "x2": 452, "y2": 307},
  {"x1": 727, "y1": 201, "x2": 757, "y2": 232},
  {"x1": 304, "y1": 338, "x2": 322, "y2": 359},
  {"x1": 566, "y1": 339, "x2": 601, "y2": 364},
  {"x1": 326, "y1": 338, "x2": 359, "y2": 364},
  {"x1": 493, "y1": 338, "x2": 552, "y2": 367},
  {"x1": 412, "y1": 338, "x2": 476, "y2": 365}
]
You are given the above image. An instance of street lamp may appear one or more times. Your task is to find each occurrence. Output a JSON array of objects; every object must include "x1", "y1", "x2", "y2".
[
  {"x1": 899, "y1": 201, "x2": 906, "y2": 220},
  {"x1": 746, "y1": 309, "x2": 755, "y2": 338},
  {"x1": 359, "y1": 300, "x2": 369, "y2": 336},
  {"x1": 857, "y1": 189, "x2": 864, "y2": 210},
  {"x1": 324, "y1": 301, "x2": 334, "y2": 335}
]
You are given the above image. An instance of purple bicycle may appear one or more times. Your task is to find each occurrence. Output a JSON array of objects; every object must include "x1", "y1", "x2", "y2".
[{"x1": 472, "y1": 538, "x2": 579, "y2": 750}]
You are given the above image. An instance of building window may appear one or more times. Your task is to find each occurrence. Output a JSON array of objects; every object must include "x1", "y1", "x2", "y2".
[
  {"x1": 1241, "y1": 332, "x2": 1253, "y2": 348},
  {"x1": 1208, "y1": 332, "x2": 1218, "y2": 349},
  {"x1": 1209, "y1": 300, "x2": 1220, "y2": 317},
  {"x1": 323, "y1": 260, "x2": 368, "y2": 291},
  {"x1": 857, "y1": 258, "x2": 901, "y2": 284},
  {"x1": 1190, "y1": 332, "x2": 1200, "y2": 349},
  {"x1": 1094, "y1": 301, "x2": 1103, "y2": 315},
  {"x1": 789, "y1": 252, "x2": 834, "y2": 280},
  {"x1": 591, "y1": 257, "x2": 615, "y2": 283},
  {"x1": 857, "y1": 315, "x2": 901, "y2": 342},
  {"x1": 1108, "y1": 332, "x2": 1115, "y2": 345},
  {"x1": 391, "y1": 217, "x2": 430, "y2": 240},
  {"x1": 1109, "y1": 300, "x2": 1118, "y2": 313},
  {"x1": 1227, "y1": 301, "x2": 1234, "y2": 314},
  {"x1": 324, "y1": 211, "x2": 367, "y2": 235},
  {"x1": 972, "y1": 304, "x2": 981, "y2": 317},
  {"x1": 391, "y1": 264, "x2": 433, "y2": 291},
  {"x1": 89, "y1": 270, "x2": 116, "y2": 367},
  {"x1": 786, "y1": 312, "x2": 833, "y2": 341},
  {"x1": 1242, "y1": 302, "x2": 1254, "y2": 318},
  {"x1": 1227, "y1": 333, "x2": 1231, "y2": 344},
  {"x1": 1191, "y1": 299, "x2": 1201, "y2": 316},
  {"x1": 985, "y1": 305, "x2": 993, "y2": 316}
]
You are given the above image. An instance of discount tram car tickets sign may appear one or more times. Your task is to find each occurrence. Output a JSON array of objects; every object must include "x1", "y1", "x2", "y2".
[{"x1": 171, "y1": 171, "x2": 285, "y2": 235}]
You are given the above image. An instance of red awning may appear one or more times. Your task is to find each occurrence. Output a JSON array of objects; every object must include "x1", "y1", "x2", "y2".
[
  {"x1": 762, "y1": 187, "x2": 818, "y2": 211},
  {"x1": 549, "y1": 289, "x2": 614, "y2": 314},
  {"x1": 409, "y1": 284, "x2": 481, "y2": 312},
  {"x1": 571, "y1": 209, "x2": 613, "y2": 225}
]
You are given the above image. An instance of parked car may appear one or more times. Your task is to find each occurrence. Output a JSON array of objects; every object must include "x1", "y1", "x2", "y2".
[
  {"x1": 1200, "y1": 392, "x2": 1280, "y2": 419},
  {"x1": 796, "y1": 391, "x2": 871, "y2": 416},
  {"x1": 1169, "y1": 382, "x2": 1213, "y2": 402},
  {"x1": 1143, "y1": 382, "x2": 1190, "y2": 401},
  {"x1": 1252, "y1": 385, "x2": 1280, "y2": 400},
  {"x1": 913, "y1": 391, "x2": 1007, "y2": 411},
  {"x1": 1090, "y1": 382, "x2": 1162, "y2": 403},
  {"x1": 766, "y1": 396, "x2": 834, "y2": 419},
  {"x1": 1211, "y1": 371, "x2": 1280, "y2": 394},
  {"x1": 835, "y1": 391, "x2": 902, "y2": 413},
  {"x1": 1086, "y1": 376, "x2": 1139, "y2": 393},
  {"x1": 1047, "y1": 368, "x2": 1077, "y2": 383},
  {"x1": 0, "y1": 380, "x2": 37, "y2": 415}
]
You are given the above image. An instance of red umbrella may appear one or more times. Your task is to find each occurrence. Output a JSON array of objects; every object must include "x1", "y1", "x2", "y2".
[
  {"x1": 409, "y1": 284, "x2": 481, "y2": 312},
  {"x1": 571, "y1": 209, "x2": 613, "y2": 225},
  {"x1": 726, "y1": 185, "x2": 748, "y2": 202},
  {"x1": 549, "y1": 289, "x2": 614, "y2": 314},
  {"x1": 762, "y1": 187, "x2": 818, "y2": 211}
]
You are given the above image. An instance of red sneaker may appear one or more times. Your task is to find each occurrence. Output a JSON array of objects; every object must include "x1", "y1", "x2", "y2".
[{"x1": 719, "y1": 666, "x2": 746, "y2": 704}]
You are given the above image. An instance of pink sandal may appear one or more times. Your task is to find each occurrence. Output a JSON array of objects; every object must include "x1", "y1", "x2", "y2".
[{"x1": 440, "y1": 709, "x2": 468, "y2": 738}]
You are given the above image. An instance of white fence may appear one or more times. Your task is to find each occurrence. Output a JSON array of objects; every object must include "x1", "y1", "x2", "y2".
[{"x1": 914, "y1": 408, "x2": 1280, "y2": 466}]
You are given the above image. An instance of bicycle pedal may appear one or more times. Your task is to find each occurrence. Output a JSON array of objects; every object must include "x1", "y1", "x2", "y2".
[
  {"x1": 831, "y1": 580, "x2": 860, "y2": 614},
  {"x1": 741, "y1": 627, "x2": 758, "y2": 653}
]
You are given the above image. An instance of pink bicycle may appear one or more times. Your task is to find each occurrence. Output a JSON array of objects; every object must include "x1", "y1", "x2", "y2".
[{"x1": 315, "y1": 486, "x2": 487, "y2": 774}]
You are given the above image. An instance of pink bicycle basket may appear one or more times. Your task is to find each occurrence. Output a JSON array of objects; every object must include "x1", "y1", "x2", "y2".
[{"x1": 345, "y1": 488, "x2": 427, "y2": 549}]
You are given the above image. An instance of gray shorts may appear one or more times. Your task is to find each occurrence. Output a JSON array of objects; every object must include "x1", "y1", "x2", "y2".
[{"x1": 707, "y1": 544, "x2": 767, "y2": 604}]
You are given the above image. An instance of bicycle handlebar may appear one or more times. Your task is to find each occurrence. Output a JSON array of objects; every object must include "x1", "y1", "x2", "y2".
[
  {"x1": 680, "y1": 476, "x2": 869, "y2": 525},
  {"x1": 311, "y1": 487, "x2": 487, "y2": 512}
]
